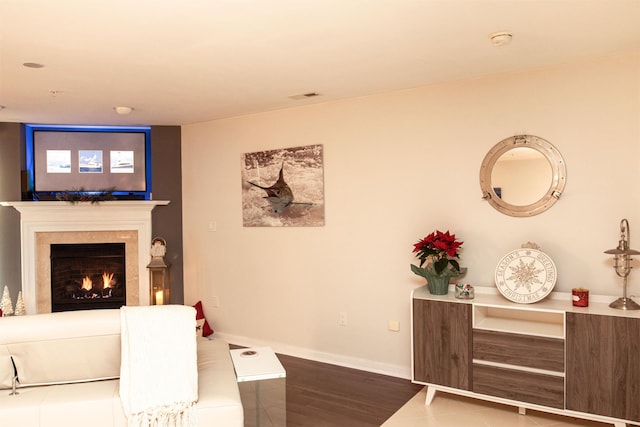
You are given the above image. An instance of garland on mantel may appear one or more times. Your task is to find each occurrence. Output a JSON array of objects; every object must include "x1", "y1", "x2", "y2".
[{"x1": 55, "y1": 187, "x2": 116, "y2": 204}]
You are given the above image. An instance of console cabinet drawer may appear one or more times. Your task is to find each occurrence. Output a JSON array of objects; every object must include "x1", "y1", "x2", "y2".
[
  {"x1": 473, "y1": 364, "x2": 564, "y2": 409},
  {"x1": 473, "y1": 330, "x2": 564, "y2": 372}
]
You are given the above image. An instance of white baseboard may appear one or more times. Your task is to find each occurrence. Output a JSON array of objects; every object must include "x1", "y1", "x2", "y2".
[{"x1": 214, "y1": 331, "x2": 411, "y2": 379}]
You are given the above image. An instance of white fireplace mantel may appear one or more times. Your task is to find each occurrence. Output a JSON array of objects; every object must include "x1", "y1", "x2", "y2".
[{"x1": 1, "y1": 200, "x2": 169, "y2": 314}]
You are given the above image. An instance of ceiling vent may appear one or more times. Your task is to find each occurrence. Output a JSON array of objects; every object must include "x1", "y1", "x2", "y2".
[{"x1": 288, "y1": 92, "x2": 321, "y2": 100}]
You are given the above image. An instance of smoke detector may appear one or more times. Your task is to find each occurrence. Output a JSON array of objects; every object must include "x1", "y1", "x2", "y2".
[{"x1": 489, "y1": 32, "x2": 513, "y2": 46}]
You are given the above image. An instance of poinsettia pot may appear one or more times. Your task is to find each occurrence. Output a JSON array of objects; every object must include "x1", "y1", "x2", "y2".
[
  {"x1": 411, "y1": 263, "x2": 462, "y2": 295},
  {"x1": 422, "y1": 267, "x2": 457, "y2": 295}
]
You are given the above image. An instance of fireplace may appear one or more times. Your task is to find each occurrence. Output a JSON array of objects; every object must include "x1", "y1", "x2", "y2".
[
  {"x1": 50, "y1": 243, "x2": 126, "y2": 312},
  {"x1": 0, "y1": 200, "x2": 169, "y2": 314}
]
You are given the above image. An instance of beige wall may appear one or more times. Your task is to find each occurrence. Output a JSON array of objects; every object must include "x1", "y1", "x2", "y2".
[{"x1": 181, "y1": 52, "x2": 640, "y2": 377}]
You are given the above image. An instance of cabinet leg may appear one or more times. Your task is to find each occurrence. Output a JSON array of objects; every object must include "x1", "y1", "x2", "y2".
[
  {"x1": 425, "y1": 386, "x2": 436, "y2": 405},
  {"x1": 518, "y1": 407, "x2": 526, "y2": 415}
]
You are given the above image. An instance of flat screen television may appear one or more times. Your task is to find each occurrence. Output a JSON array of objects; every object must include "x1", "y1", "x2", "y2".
[{"x1": 24, "y1": 124, "x2": 152, "y2": 200}]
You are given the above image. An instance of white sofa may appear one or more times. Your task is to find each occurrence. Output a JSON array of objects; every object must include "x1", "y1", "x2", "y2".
[{"x1": 0, "y1": 308, "x2": 243, "y2": 426}]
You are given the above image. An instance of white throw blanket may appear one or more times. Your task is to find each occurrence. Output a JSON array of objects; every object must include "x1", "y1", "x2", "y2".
[{"x1": 119, "y1": 305, "x2": 198, "y2": 427}]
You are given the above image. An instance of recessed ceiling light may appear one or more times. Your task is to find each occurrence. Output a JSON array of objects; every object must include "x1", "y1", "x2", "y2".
[
  {"x1": 114, "y1": 106, "x2": 134, "y2": 115},
  {"x1": 289, "y1": 92, "x2": 321, "y2": 100},
  {"x1": 23, "y1": 62, "x2": 45, "y2": 68},
  {"x1": 489, "y1": 32, "x2": 513, "y2": 46}
]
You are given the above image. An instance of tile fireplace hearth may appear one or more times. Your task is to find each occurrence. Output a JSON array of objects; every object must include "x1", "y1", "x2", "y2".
[{"x1": 1, "y1": 200, "x2": 169, "y2": 314}]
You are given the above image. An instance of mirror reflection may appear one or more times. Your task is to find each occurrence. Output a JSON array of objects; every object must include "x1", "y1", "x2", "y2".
[
  {"x1": 491, "y1": 148, "x2": 552, "y2": 206},
  {"x1": 479, "y1": 135, "x2": 566, "y2": 217}
]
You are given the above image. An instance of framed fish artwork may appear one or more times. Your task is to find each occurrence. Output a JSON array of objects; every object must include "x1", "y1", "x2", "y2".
[{"x1": 241, "y1": 144, "x2": 325, "y2": 227}]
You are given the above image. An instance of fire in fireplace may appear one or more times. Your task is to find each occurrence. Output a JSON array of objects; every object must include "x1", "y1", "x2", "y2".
[{"x1": 50, "y1": 243, "x2": 126, "y2": 312}]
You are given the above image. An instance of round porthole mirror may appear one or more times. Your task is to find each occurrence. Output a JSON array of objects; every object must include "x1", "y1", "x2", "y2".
[{"x1": 479, "y1": 135, "x2": 566, "y2": 217}]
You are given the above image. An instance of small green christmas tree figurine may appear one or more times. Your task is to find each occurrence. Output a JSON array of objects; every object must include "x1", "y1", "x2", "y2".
[
  {"x1": 14, "y1": 291, "x2": 26, "y2": 316},
  {"x1": 1, "y1": 285, "x2": 14, "y2": 316}
]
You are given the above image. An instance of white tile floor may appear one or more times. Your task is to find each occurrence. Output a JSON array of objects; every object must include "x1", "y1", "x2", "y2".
[{"x1": 382, "y1": 387, "x2": 614, "y2": 427}]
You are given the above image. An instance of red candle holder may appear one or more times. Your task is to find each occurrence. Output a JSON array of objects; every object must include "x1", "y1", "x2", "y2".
[{"x1": 572, "y1": 288, "x2": 589, "y2": 307}]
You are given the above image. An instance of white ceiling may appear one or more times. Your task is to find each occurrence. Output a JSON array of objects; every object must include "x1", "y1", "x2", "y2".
[{"x1": 1, "y1": 0, "x2": 639, "y2": 126}]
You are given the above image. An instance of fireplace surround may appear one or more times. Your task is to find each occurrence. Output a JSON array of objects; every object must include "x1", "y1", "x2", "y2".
[{"x1": 1, "y1": 200, "x2": 169, "y2": 314}]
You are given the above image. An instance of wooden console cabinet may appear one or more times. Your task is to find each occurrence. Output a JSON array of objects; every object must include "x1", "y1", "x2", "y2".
[{"x1": 411, "y1": 287, "x2": 640, "y2": 427}]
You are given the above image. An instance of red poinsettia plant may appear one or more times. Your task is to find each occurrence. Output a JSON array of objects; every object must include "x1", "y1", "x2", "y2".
[{"x1": 411, "y1": 230, "x2": 463, "y2": 278}]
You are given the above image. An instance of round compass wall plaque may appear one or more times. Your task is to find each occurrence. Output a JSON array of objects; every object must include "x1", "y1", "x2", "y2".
[{"x1": 494, "y1": 247, "x2": 557, "y2": 303}]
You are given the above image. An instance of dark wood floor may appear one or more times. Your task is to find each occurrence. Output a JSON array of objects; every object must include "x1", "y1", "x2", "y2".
[{"x1": 278, "y1": 353, "x2": 423, "y2": 427}]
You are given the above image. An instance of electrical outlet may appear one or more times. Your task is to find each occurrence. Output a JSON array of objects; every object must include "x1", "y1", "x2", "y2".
[
  {"x1": 208, "y1": 221, "x2": 217, "y2": 232},
  {"x1": 388, "y1": 320, "x2": 400, "y2": 332},
  {"x1": 339, "y1": 311, "x2": 347, "y2": 326}
]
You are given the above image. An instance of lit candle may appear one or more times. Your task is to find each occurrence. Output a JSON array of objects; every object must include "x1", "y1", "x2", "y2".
[{"x1": 155, "y1": 290, "x2": 164, "y2": 305}]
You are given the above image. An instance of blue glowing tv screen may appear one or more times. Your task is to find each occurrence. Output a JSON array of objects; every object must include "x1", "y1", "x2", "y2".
[{"x1": 25, "y1": 125, "x2": 152, "y2": 200}]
